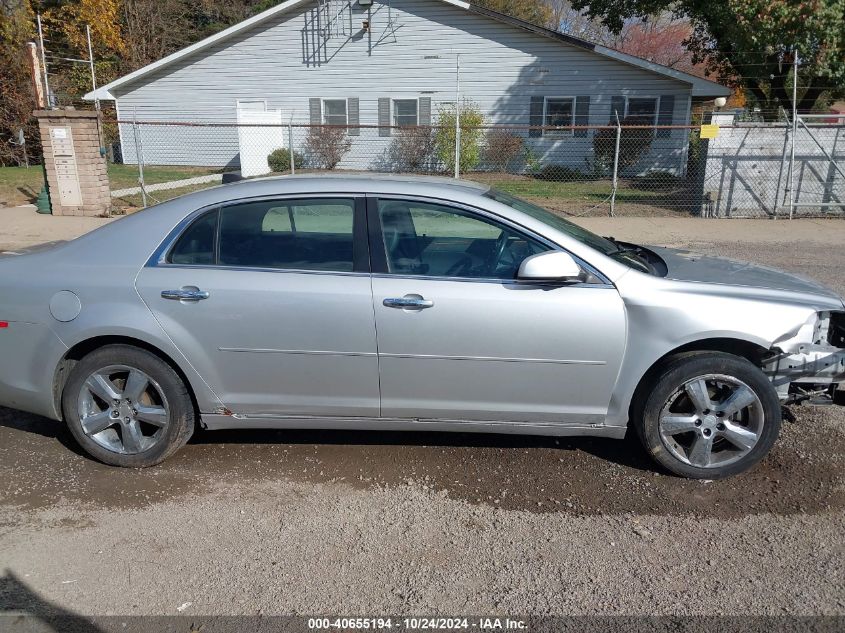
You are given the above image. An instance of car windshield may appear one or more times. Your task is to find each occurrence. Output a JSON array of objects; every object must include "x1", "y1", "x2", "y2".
[
  {"x1": 484, "y1": 189, "x2": 654, "y2": 273},
  {"x1": 485, "y1": 189, "x2": 617, "y2": 253}
]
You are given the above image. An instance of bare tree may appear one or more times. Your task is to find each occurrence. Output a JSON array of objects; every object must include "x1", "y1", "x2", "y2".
[
  {"x1": 121, "y1": 0, "x2": 191, "y2": 71},
  {"x1": 549, "y1": 0, "x2": 619, "y2": 45}
]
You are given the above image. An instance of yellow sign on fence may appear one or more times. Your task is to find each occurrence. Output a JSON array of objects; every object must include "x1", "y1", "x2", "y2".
[{"x1": 700, "y1": 124, "x2": 720, "y2": 139}]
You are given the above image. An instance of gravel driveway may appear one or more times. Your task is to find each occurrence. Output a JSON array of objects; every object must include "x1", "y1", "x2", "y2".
[{"x1": 1, "y1": 210, "x2": 844, "y2": 618}]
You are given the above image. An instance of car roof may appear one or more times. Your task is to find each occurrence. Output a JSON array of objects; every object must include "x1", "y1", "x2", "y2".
[
  {"x1": 147, "y1": 173, "x2": 492, "y2": 215},
  {"x1": 230, "y1": 173, "x2": 490, "y2": 195},
  {"x1": 143, "y1": 173, "x2": 493, "y2": 220}
]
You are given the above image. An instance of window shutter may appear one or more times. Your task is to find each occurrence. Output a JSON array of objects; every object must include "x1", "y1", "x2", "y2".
[
  {"x1": 529, "y1": 96, "x2": 544, "y2": 138},
  {"x1": 610, "y1": 96, "x2": 626, "y2": 123},
  {"x1": 657, "y1": 95, "x2": 675, "y2": 138},
  {"x1": 574, "y1": 96, "x2": 591, "y2": 137},
  {"x1": 419, "y1": 97, "x2": 432, "y2": 126},
  {"x1": 348, "y1": 98, "x2": 360, "y2": 136},
  {"x1": 378, "y1": 98, "x2": 391, "y2": 137},
  {"x1": 309, "y1": 98, "x2": 322, "y2": 125}
]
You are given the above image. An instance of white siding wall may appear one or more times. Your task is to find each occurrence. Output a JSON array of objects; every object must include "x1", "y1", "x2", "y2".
[{"x1": 115, "y1": 0, "x2": 693, "y2": 173}]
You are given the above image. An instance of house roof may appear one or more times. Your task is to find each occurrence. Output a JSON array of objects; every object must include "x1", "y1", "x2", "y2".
[{"x1": 85, "y1": 0, "x2": 730, "y2": 101}]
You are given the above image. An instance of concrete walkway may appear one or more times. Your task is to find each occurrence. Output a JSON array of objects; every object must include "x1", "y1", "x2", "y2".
[
  {"x1": 577, "y1": 215, "x2": 845, "y2": 246},
  {"x1": 0, "y1": 205, "x2": 113, "y2": 251},
  {"x1": 2, "y1": 203, "x2": 843, "y2": 252},
  {"x1": 110, "y1": 174, "x2": 223, "y2": 198}
]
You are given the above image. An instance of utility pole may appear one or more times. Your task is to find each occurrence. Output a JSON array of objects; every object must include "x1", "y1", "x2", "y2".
[
  {"x1": 86, "y1": 25, "x2": 100, "y2": 114},
  {"x1": 26, "y1": 42, "x2": 46, "y2": 109},
  {"x1": 36, "y1": 13, "x2": 51, "y2": 108},
  {"x1": 86, "y1": 24, "x2": 105, "y2": 153}
]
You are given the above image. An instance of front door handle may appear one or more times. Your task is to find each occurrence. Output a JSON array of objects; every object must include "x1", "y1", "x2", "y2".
[
  {"x1": 161, "y1": 287, "x2": 210, "y2": 302},
  {"x1": 383, "y1": 295, "x2": 434, "y2": 310}
]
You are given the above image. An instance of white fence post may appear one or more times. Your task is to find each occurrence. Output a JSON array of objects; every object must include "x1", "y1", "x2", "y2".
[
  {"x1": 454, "y1": 55, "x2": 461, "y2": 179},
  {"x1": 610, "y1": 112, "x2": 621, "y2": 217},
  {"x1": 132, "y1": 109, "x2": 147, "y2": 208},
  {"x1": 288, "y1": 122, "x2": 295, "y2": 175}
]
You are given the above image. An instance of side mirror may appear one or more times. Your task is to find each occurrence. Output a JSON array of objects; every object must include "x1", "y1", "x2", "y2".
[{"x1": 517, "y1": 251, "x2": 584, "y2": 283}]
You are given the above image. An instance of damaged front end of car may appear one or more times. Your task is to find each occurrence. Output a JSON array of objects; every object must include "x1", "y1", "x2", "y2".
[{"x1": 763, "y1": 311, "x2": 845, "y2": 406}]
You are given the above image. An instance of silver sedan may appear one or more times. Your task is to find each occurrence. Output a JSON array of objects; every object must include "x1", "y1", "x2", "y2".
[{"x1": 1, "y1": 175, "x2": 844, "y2": 478}]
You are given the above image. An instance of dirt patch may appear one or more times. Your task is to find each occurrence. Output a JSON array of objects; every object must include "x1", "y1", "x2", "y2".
[{"x1": 3, "y1": 403, "x2": 843, "y2": 520}]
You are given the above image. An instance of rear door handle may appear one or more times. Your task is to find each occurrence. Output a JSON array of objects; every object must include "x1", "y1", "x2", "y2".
[
  {"x1": 161, "y1": 288, "x2": 210, "y2": 302},
  {"x1": 383, "y1": 296, "x2": 434, "y2": 310}
]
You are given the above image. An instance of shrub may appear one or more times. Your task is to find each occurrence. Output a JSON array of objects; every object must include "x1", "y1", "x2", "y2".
[
  {"x1": 592, "y1": 115, "x2": 655, "y2": 175},
  {"x1": 483, "y1": 130, "x2": 524, "y2": 172},
  {"x1": 388, "y1": 126, "x2": 437, "y2": 172},
  {"x1": 267, "y1": 147, "x2": 305, "y2": 172},
  {"x1": 305, "y1": 126, "x2": 351, "y2": 170},
  {"x1": 434, "y1": 99, "x2": 485, "y2": 174}
]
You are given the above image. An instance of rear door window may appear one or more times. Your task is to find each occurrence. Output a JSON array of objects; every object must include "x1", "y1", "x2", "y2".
[
  {"x1": 219, "y1": 199, "x2": 355, "y2": 271},
  {"x1": 168, "y1": 198, "x2": 360, "y2": 273}
]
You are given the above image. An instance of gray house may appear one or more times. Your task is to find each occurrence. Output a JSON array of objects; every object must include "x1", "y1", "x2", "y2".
[{"x1": 86, "y1": 0, "x2": 730, "y2": 175}]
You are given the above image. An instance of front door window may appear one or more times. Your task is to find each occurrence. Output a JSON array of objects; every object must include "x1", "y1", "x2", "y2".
[{"x1": 376, "y1": 199, "x2": 547, "y2": 280}]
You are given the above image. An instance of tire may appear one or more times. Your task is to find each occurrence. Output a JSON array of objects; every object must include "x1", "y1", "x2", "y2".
[
  {"x1": 62, "y1": 344, "x2": 195, "y2": 467},
  {"x1": 634, "y1": 351, "x2": 781, "y2": 479}
]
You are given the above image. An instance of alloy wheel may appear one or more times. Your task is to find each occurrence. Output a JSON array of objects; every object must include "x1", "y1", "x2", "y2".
[
  {"x1": 658, "y1": 373, "x2": 764, "y2": 469},
  {"x1": 77, "y1": 364, "x2": 170, "y2": 455}
]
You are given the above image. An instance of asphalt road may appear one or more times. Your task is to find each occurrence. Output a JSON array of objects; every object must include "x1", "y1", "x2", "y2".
[{"x1": 1, "y1": 214, "x2": 844, "y2": 617}]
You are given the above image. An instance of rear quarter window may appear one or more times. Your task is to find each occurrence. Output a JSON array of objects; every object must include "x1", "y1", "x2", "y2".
[{"x1": 168, "y1": 210, "x2": 217, "y2": 265}]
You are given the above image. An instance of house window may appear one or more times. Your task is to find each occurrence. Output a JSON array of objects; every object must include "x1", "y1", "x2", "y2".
[
  {"x1": 323, "y1": 99, "x2": 348, "y2": 126},
  {"x1": 393, "y1": 99, "x2": 419, "y2": 127},
  {"x1": 626, "y1": 97, "x2": 659, "y2": 125},
  {"x1": 543, "y1": 97, "x2": 575, "y2": 136}
]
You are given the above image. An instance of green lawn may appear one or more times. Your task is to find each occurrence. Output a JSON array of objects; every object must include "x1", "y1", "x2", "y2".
[
  {"x1": 111, "y1": 182, "x2": 221, "y2": 212},
  {"x1": 469, "y1": 174, "x2": 684, "y2": 203},
  {"x1": 0, "y1": 166, "x2": 46, "y2": 206},
  {"x1": 466, "y1": 173, "x2": 696, "y2": 216},
  {"x1": 107, "y1": 164, "x2": 220, "y2": 190},
  {"x1": 0, "y1": 164, "x2": 220, "y2": 208},
  {"x1": 1, "y1": 164, "x2": 692, "y2": 217}
]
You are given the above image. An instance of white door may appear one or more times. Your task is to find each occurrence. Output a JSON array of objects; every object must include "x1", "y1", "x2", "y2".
[{"x1": 236, "y1": 100, "x2": 284, "y2": 177}]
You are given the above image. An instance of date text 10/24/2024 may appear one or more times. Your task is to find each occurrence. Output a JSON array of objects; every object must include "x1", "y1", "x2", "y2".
[{"x1": 308, "y1": 618, "x2": 528, "y2": 630}]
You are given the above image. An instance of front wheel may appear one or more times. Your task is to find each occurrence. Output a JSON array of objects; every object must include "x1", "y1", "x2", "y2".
[
  {"x1": 62, "y1": 344, "x2": 195, "y2": 467},
  {"x1": 635, "y1": 352, "x2": 782, "y2": 479}
]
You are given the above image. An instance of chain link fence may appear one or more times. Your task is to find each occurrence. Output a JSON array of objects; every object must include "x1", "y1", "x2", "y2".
[{"x1": 103, "y1": 117, "x2": 843, "y2": 219}]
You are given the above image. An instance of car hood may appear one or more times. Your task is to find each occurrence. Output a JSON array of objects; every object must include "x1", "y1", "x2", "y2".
[{"x1": 650, "y1": 246, "x2": 844, "y2": 305}]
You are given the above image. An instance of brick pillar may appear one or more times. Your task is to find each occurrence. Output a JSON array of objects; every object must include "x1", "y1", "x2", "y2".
[{"x1": 34, "y1": 109, "x2": 110, "y2": 217}]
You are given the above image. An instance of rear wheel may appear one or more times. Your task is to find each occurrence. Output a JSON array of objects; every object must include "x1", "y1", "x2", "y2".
[
  {"x1": 635, "y1": 352, "x2": 781, "y2": 479},
  {"x1": 62, "y1": 345, "x2": 194, "y2": 467}
]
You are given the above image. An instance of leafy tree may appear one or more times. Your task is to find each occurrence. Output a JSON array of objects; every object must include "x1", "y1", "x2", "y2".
[
  {"x1": 435, "y1": 99, "x2": 485, "y2": 174},
  {"x1": 568, "y1": 0, "x2": 845, "y2": 117},
  {"x1": 39, "y1": 0, "x2": 124, "y2": 102},
  {"x1": 45, "y1": 0, "x2": 123, "y2": 57}
]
